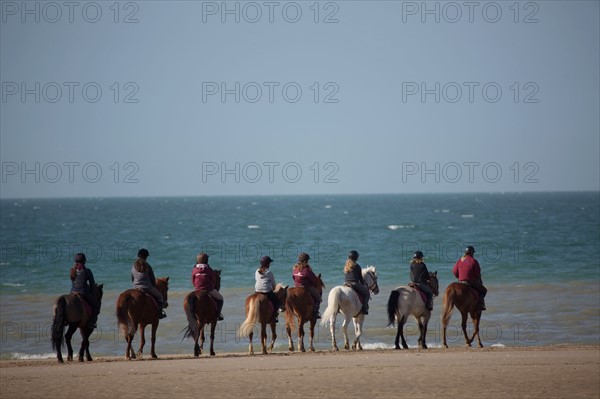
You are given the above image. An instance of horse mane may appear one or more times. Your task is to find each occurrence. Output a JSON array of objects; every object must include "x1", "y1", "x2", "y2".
[{"x1": 363, "y1": 265, "x2": 376, "y2": 274}]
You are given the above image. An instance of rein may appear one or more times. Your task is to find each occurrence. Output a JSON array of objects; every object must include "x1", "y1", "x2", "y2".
[{"x1": 365, "y1": 271, "x2": 378, "y2": 292}]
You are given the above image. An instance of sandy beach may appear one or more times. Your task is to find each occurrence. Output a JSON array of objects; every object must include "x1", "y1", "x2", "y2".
[{"x1": 1, "y1": 345, "x2": 598, "y2": 398}]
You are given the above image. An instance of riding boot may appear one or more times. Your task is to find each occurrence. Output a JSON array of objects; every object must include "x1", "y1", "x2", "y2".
[
  {"x1": 480, "y1": 298, "x2": 486, "y2": 311},
  {"x1": 312, "y1": 302, "x2": 321, "y2": 319},
  {"x1": 426, "y1": 300, "x2": 433, "y2": 311},
  {"x1": 87, "y1": 311, "x2": 98, "y2": 330},
  {"x1": 216, "y1": 299, "x2": 224, "y2": 320},
  {"x1": 361, "y1": 302, "x2": 369, "y2": 315},
  {"x1": 159, "y1": 308, "x2": 167, "y2": 319},
  {"x1": 271, "y1": 310, "x2": 279, "y2": 324}
]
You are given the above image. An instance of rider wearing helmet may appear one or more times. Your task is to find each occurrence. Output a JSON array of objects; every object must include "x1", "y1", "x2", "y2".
[
  {"x1": 409, "y1": 251, "x2": 433, "y2": 311},
  {"x1": 452, "y1": 246, "x2": 487, "y2": 310},
  {"x1": 131, "y1": 248, "x2": 167, "y2": 319},
  {"x1": 70, "y1": 253, "x2": 99, "y2": 329},
  {"x1": 255, "y1": 255, "x2": 281, "y2": 323},
  {"x1": 292, "y1": 252, "x2": 321, "y2": 319},
  {"x1": 344, "y1": 250, "x2": 369, "y2": 315},
  {"x1": 192, "y1": 252, "x2": 224, "y2": 320}
]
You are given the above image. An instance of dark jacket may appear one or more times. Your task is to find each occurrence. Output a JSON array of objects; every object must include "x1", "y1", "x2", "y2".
[
  {"x1": 71, "y1": 265, "x2": 95, "y2": 294},
  {"x1": 410, "y1": 260, "x2": 430, "y2": 284}
]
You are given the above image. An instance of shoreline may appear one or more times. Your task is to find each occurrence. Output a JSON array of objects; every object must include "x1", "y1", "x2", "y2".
[{"x1": 1, "y1": 345, "x2": 599, "y2": 398}]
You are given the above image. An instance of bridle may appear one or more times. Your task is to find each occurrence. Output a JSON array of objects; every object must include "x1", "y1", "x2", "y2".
[{"x1": 365, "y1": 270, "x2": 379, "y2": 294}]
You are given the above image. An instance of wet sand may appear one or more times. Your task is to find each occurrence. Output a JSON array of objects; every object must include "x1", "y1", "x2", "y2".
[{"x1": 1, "y1": 345, "x2": 598, "y2": 398}]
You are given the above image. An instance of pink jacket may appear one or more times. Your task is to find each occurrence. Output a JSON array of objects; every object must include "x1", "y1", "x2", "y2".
[{"x1": 192, "y1": 264, "x2": 216, "y2": 291}]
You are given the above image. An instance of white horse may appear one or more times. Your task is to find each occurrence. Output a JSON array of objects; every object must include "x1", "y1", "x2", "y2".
[
  {"x1": 386, "y1": 271, "x2": 439, "y2": 349},
  {"x1": 320, "y1": 266, "x2": 380, "y2": 351}
]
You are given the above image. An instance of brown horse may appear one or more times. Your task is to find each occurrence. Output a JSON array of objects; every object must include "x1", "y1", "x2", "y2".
[
  {"x1": 238, "y1": 284, "x2": 289, "y2": 355},
  {"x1": 115, "y1": 277, "x2": 170, "y2": 360},
  {"x1": 441, "y1": 282, "x2": 483, "y2": 348},
  {"x1": 183, "y1": 270, "x2": 221, "y2": 357},
  {"x1": 51, "y1": 284, "x2": 103, "y2": 363},
  {"x1": 285, "y1": 274, "x2": 325, "y2": 352}
]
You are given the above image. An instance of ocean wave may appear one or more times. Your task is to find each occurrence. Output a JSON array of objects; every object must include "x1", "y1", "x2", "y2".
[
  {"x1": 387, "y1": 225, "x2": 415, "y2": 230},
  {"x1": 461, "y1": 214, "x2": 474, "y2": 218},
  {"x1": 11, "y1": 352, "x2": 55, "y2": 360},
  {"x1": 247, "y1": 225, "x2": 260, "y2": 229},
  {"x1": 2, "y1": 283, "x2": 25, "y2": 287}
]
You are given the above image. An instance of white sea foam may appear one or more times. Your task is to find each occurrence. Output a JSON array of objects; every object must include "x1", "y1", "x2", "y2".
[
  {"x1": 11, "y1": 353, "x2": 55, "y2": 360},
  {"x1": 247, "y1": 225, "x2": 260, "y2": 229},
  {"x1": 2, "y1": 283, "x2": 24, "y2": 287},
  {"x1": 491, "y1": 343, "x2": 506, "y2": 348},
  {"x1": 387, "y1": 225, "x2": 415, "y2": 230},
  {"x1": 461, "y1": 214, "x2": 474, "y2": 218}
]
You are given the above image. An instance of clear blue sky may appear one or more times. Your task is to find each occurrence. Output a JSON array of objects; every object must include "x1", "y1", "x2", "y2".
[{"x1": 1, "y1": 1, "x2": 598, "y2": 198}]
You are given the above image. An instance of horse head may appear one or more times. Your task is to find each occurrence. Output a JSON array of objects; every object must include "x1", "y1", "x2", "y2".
[
  {"x1": 93, "y1": 283, "x2": 104, "y2": 307},
  {"x1": 156, "y1": 277, "x2": 169, "y2": 308},
  {"x1": 429, "y1": 271, "x2": 439, "y2": 297},
  {"x1": 317, "y1": 274, "x2": 325, "y2": 298},
  {"x1": 274, "y1": 283, "x2": 288, "y2": 312},
  {"x1": 363, "y1": 266, "x2": 380, "y2": 295},
  {"x1": 215, "y1": 269, "x2": 222, "y2": 291}
]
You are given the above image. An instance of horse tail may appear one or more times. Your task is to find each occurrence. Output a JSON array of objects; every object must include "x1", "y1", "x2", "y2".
[
  {"x1": 116, "y1": 293, "x2": 134, "y2": 337},
  {"x1": 320, "y1": 288, "x2": 339, "y2": 327},
  {"x1": 441, "y1": 286, "x2": 455, "y2": 327},
  {"x1": 51, "y1": 296, "x2": 66, "y2": 351},
  {"x1": 387, "y1": 290, "x2": 401, "y2": 327},
  {"x1": 183, "y1": 294, "x2": 199, "y2": 340},
  {"x1": 238, "y1": 297, "x2": 259, "y2": 337}
]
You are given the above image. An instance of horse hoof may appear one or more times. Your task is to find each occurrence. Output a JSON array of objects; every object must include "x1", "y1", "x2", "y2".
[
  {"x1": 394, "y1": 346, "x2": 401, "y2": 350},
  {"x1": 210, "y1": 352, "x2": 215, "y2": 356},
  {"x1": 152, "y1": 354, "x2": 158, "y2": 359}
]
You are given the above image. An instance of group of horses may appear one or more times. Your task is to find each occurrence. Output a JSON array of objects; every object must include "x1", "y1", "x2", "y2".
[{"x1": 51, "y1": 266, "x2": 484, "y2": 363}]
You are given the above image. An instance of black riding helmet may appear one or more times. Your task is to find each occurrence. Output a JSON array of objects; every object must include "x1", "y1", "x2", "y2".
[
  {"x1": 465, "y1": 246, "x2": 476, "y2": 255},
  {"x1": 348, "y1": 250, "x2": 359, "y2": 261},
  {"x1": 413, "y1": 251, "x2": 424, "y2": 260},
  {"x1": 74, "y1": 253, "x2": 87, "y2": 264}
]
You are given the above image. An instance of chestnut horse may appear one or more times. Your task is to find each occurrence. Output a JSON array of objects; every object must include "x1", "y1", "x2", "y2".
[
  {"x1": 183, "y1": 270, "x2": 221, "y2": 356},
  {"x1": 238, "y1": 283, "x2": 288, "y2": 355},
  {"x1": 320, "y1": 266, "x2": 380, "y2": 351},
  {"x1": 285, "y1": 274, "x2": 325, "y2": 352},
  {"x1": 51, "y1": 283, "x2": 103, "y2": 363},
  {"x1": 387, "y1": 272, "x2": 439, "y2": 349},
  {"x1": 441, "y1": 282, "x2": 483, "y2": 348},
  {"x1": 116, "y1": 277, "x2": 170, "y2": 360}
]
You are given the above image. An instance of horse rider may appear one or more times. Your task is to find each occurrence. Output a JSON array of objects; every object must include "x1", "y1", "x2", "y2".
[
  {"x1": 343, "y1": 250, "x2": 370, "y2": 315},
  {"x1": 255, "y1": 255, "x2": 281, "y2": 323},
  {"x1": 453, "y1": 245, "x2": 487, "y2": 310},
  {"x1": 292, "y1": 252, "x2": 322, "y2": 319},
  {"x1": 192, "y1": 252, "x2": 224, "y2": 320},
  {"x1": 131, "y1": 248, "x2": 167, "y2": 319},
  {"x1": 409, "y1": 251, "x2": 434, "y2": 311},
  {"x1": 70, "y1": 253, "x2": 100, "y2": 329}
]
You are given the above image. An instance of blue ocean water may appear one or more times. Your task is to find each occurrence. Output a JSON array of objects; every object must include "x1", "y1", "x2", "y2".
[{"x1": 1, "y1": 192, "x2": 598, "y2": 359}]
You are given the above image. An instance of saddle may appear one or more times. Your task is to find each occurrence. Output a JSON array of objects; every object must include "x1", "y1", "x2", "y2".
[
  {"x1": 345, "y1": 283, "x2": 365, "y2": 305},
  {"x1": 196, "y1": 290, "x2": 218, "y2": 312},
  {"x1": 73, "y1": 293, "x2": 92, "y2": 317},
  {"x1": 136, "y1": 288, "x2": 161, "y2": 312},
  {"x1": 458, "y1": 281, "x2": 480, "y2": 301},
  {"x1": 408, "y1": 282, "x2": 428, "y2": 305}
]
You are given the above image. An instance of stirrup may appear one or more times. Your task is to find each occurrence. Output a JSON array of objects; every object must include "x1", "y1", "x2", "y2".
[
  {"x1": 159, "y1": 311, "x2": 167, "y2": 319},
  {"x1": 313, "y1": 312, "x2": 321, "y2": 320},
  {"x1": 217, "y1": 313, "x2": 224, "y2": 321}
]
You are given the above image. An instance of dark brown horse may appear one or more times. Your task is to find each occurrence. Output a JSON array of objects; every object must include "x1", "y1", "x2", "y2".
[
  {"x1": 116, "y1": 277, "x2": 170, "y2": 360},
  {"x1": 183, "y1": 270, "x2": 221, "y2": 357},
  {"x1": 238, "y1": 284, "x2": 288, "y2": 355},
  {"x1": 441, "y1": 282, "x2": 483, "y2": 348},
  {"x1": 51, "y1": 284, "x2": 103, "y2": 363},
  {"x1": 285, "y1": 274, "x2": 325, "y2": 352}
]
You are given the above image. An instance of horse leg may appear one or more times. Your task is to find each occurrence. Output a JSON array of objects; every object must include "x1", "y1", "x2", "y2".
[
  {"x1": 470, "y1": 313, "x2": 483, "y2": 348},
  {"x1": 268, "y1": 321, "x2": 277, "y2": 353},
  {"x1": 329, "y1": 313, "x2": 339, "y2": 351},
  {"x1": 419, "y1": 313, "x2": 431, "y2": 349},
  {"x1": 150, "y1": 323, "x2": 158, "y2": 359},
  {"x1": 65, "y1": 324, "x2": 77, "y2": 362},
  {"x1": 352, "y1": 317, "x2": 364, "y2": 351},
  {"x1": 298, "y1": 320, "x2": 306, "y2": 352},
  {"x1": 248, "y1": 331, "x2": 254, "y2": 355},
  {"x1": 137, "y1": 324, "x2": 146, "y2": 358},
  {"x1": 193, "y1": 322, "x2": 201, "y2": 357},
  {"x1": 209, "y1": 321, "x2": 216, "y2": 356},
  {"x1": 200, "y1": 324, "x2": 206, "y2": 353},
  {"x1": 260, "y1": 323, "x2": 268, "y2": 355},
  {"x1": 308, "y1": 319, "x2": 316, "y2": 352},
  {"x1": 80, "y1": 327, "x2": 93, "y2": 361},
  {"x1": 398, "y1": 315, "x2": 409, "y2": 349},
  {"x1": 286, "y1": 319, "x2": 294, "y2": 352},
  {"x1": 341, "y1": 315, "x2": 350, "y2": 350},
  {"x1": 460, "y1": 310, "x2": 471, "y2": 347}
]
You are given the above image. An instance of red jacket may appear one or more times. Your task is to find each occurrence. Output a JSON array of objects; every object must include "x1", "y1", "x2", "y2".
[
  {"x1": 192, "y1": 264, "x2": 216, "y2": 291},
  {"x1": 453, "y1": 255, "x2": 482, "y2": 282},
  {"x1": 292, "y1": 265, "x2": 319, "y2": 288}
]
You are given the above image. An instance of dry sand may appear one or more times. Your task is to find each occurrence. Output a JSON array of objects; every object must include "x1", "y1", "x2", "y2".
[{"x1": 1, "y1": 345, "x2": 598, "y2": 399}]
